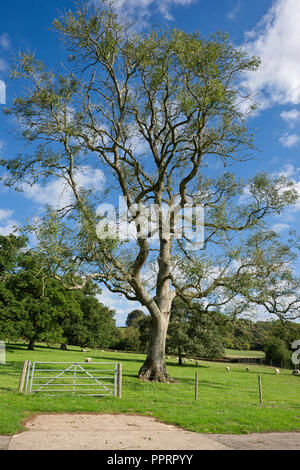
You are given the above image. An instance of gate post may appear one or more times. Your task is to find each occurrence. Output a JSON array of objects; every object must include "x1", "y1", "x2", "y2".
[
  {"x1": 117, "y1": 363, "x2": 122, "y2": 399},
  {"x1": 18, "y1": 360, "x2": 29, "y2": 393},
  {"x1": 24, "y1": 361, "x2": 31, "y2": 393}
]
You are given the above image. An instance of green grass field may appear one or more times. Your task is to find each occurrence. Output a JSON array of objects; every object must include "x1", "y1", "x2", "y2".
[
  {"x1": 0, "y1": 343, "x2": 299, "y2": 436},
  {"x1": 224, "y1": 349, "x2": 265, "y2": 358}
]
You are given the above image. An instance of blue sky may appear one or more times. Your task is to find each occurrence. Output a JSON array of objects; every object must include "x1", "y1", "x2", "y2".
[{"x1": 1, "y1": 0, "x2": 300, "y2": 325}]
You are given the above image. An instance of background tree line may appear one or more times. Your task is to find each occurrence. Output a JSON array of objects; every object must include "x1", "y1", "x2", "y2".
[
  {"x1": 0, "y1": 234, "x2": 116, "y2": 350},
  {"x1": 1, "y1": 233, "x2": 299, "y2": 368},
  {"x1": 114, "y1": 304, "x2": 300, "y2": 368}
]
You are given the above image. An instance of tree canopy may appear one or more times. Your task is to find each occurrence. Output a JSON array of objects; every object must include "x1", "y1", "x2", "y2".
[
  {"x1": 0, "y1": 234, "x2": 116, "y2": 350},
  {"x1": 1, "y1": 0, "x2": 300, "y2": 380}
]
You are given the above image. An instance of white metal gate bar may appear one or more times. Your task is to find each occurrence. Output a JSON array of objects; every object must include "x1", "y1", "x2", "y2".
[
  {"x1": 34, "y1": 363, "x2": 75, "y2": 393},
  {"x1": 24, "y1": 362, "x2": 118, "y2": 397},
  {"x1": 75, "y1": 364, "x2": 112, "y2": 393},
  {"x1": 24, "y1": 360, "x2": 31, "y2": 393}
]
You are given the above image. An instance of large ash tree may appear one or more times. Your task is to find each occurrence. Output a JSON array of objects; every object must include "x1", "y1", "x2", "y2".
[{"x1": 2, "y1": 0, "x2": 300, "y2": 381}]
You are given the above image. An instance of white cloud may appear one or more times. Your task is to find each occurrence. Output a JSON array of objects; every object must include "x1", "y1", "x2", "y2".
[
  {"x1": 244, "y1": 0, "x2": 300, "y2": 108},
  {"x1": 0, "y1": 209, "x2": 14, "y2": 221},
  {"x1": 97, "y1": 286, "x2": 147, "y2": 326},
  {"x1": 0, "y1": 80, "x2": 6, "y2": 104},
  {"x1": 73, "y1": 166, "x2": 105, "y2": 192},
  {"x1": 0, "y1": 33, "x2": 11, "y2": 51},
  {"x1": 279, "y1": 133, "x2": 300, "y2": 148},
  {"x1": 125, "y1": 123, "x2": 150, "y2": 156},
  {"x1": 270, "y1": 223, "x2": 290, "y2": 233},
  {"x1": 0, "y1": 33, "x2": 10, "y2": 82},
  {"x1": 238, "y1": 185, "x2": 251, "y2": 204},
  {"x1": 227, "y1": 2, "x2": 241, "y2": 20},
  {"x1": 21, "y1": 166, "x2": 106, "y2": 210},
  {"x1": 22, "y1": 179, "x2": 73, "y2": 209},
  {"x1": 90, "y1": 0, "x2": 196, "y2": 22},
  {"x1": 278, "y1": 163, "x2": 299, "y2": 179},
  {"x1": 0, "y1": 221, "x2": 18, "y2": 236},
  {"x1": 0, "y1": 58, "x2": 8, "y2": 73},
  {"x1": 0, "y1": 208, "x2": 18, "y2": 236},
  {"x1": 156, "y1": 0, "x2": 196, "y2": 20},
  {"x1": 280, "y1": 109, "x2": 300, "y2": 125}
]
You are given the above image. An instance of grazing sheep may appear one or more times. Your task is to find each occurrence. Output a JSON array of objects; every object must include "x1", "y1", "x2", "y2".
[
  {"x1": 183, "y1": 358, "x2": 187, "y2": 364},
  {"x1": 226, "y1": 366, "x2": 230, "y2": 372},
  {"x1": 275, "y1": 368, "x2": 280, "y2": 375},
  {"x1": 85, "y1": 357, "x2": 92, "y2": 363},
  {"x1": 81, "y1": 349, "x2": 88, "y2": 352},
  {"x1": 292, "y1": 369, "x2": 300, "y2": 376},
  {"x1": 195, "y1": 361, "x2": 199, "y2": 366},
  {"x1": 245, "y1": 367, "x2": 250, "y2": 372}
]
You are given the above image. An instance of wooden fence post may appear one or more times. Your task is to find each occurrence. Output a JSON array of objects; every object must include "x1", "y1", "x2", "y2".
[
  {"x1": 258, "y1": 375, "x2": 263, "y2": 406},
  {"x1": 195, "y1": 372, "x2": 198, "y2": 401},
  {"x1": 117, "y1": 363, "x2": 122, "y2": 399},
  {"x1": 18, "y1": 360, "x2": 29, "y2": 393}
]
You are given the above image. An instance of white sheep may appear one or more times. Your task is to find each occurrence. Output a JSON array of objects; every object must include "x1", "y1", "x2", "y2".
[
  {"x1": 85, "y1": 357, "x2": 92, "y2": 363},
  {"x1": 81, "y1": 349, "x2": 88, "y2": 352},
  {"x1": 275, "y1": 368, "x2": 280, "y2": 375},
  {"x1": 226, "y1": 366, "x2": 230, "y2": 372},
  {"x1": 246, "y1": 367, "x2": 250, "y2": 372},
  {"x1": 292, "y1": 369, "x2": 300, "y2": 376}
]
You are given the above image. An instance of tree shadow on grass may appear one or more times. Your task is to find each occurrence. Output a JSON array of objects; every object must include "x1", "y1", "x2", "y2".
[
  {"x1": 94, "y1": 355, "x2": 212, "y2": 369},
  {"x1": 4, "y1": 342, "x2": 83, "y2": 352},
  {"x1": 93, "y1": 355, "x2": 146, "y2": 365},
  {"x1": 167, "y1": 362, "x2": 210, "y2": 369},
  {"x1": 3, "y1": 343, "x2": 25, "y2": 352},
  {"x1": 0, "y1": 360, "x2": 22, "y2": 373}
]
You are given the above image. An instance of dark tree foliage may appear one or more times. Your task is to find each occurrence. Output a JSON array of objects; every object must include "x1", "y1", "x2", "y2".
[
  {"x1": 0, "y1": 235, "x2": 116, "y2": 350},
  {"x1": 125, "y1": 309, "x2": 145, "y2": 328},
  {"x1": 166, "y1": 298, "x2": 224, "y2": 364},
  {"x1": 62, "y1": 289, "x2": 116, "y2": 349}
]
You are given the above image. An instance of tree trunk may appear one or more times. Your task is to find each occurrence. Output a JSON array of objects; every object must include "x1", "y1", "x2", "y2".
[
  {"x1": 137, "y1": 235, "x2": 175, "y2": 382},
  {"x1": 28, "y1": 339, "x2": 35, "y2": 350},
  {"x1": 178, "y1": 344, "x2": 183, "y2": 366},
  {"x1": 138, "y1": 313, "x2": 175, "y2": 383}
]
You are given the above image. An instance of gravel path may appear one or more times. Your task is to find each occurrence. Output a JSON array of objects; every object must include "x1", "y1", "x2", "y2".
[{"x1": 1, "y1": 413, "x2": 300, "y2": 450}]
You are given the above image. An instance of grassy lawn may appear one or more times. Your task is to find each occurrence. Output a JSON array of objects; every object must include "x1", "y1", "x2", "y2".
[
  {"x1": 0, "y1": 343, "x2": 299, "y2": 436},
  {"x1": 224, "y1": 349, "x2": 265, "y2": 359}
]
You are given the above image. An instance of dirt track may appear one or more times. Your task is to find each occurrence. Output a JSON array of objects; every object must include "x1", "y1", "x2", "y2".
[{"x1": 1, "y1": 413, "x2": 300, "y2": 450}]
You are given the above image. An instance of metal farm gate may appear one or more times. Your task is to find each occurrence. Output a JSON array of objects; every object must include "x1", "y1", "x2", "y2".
[{"x1": 24, "y1": 362, "x2": 119, "y2": 397}]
